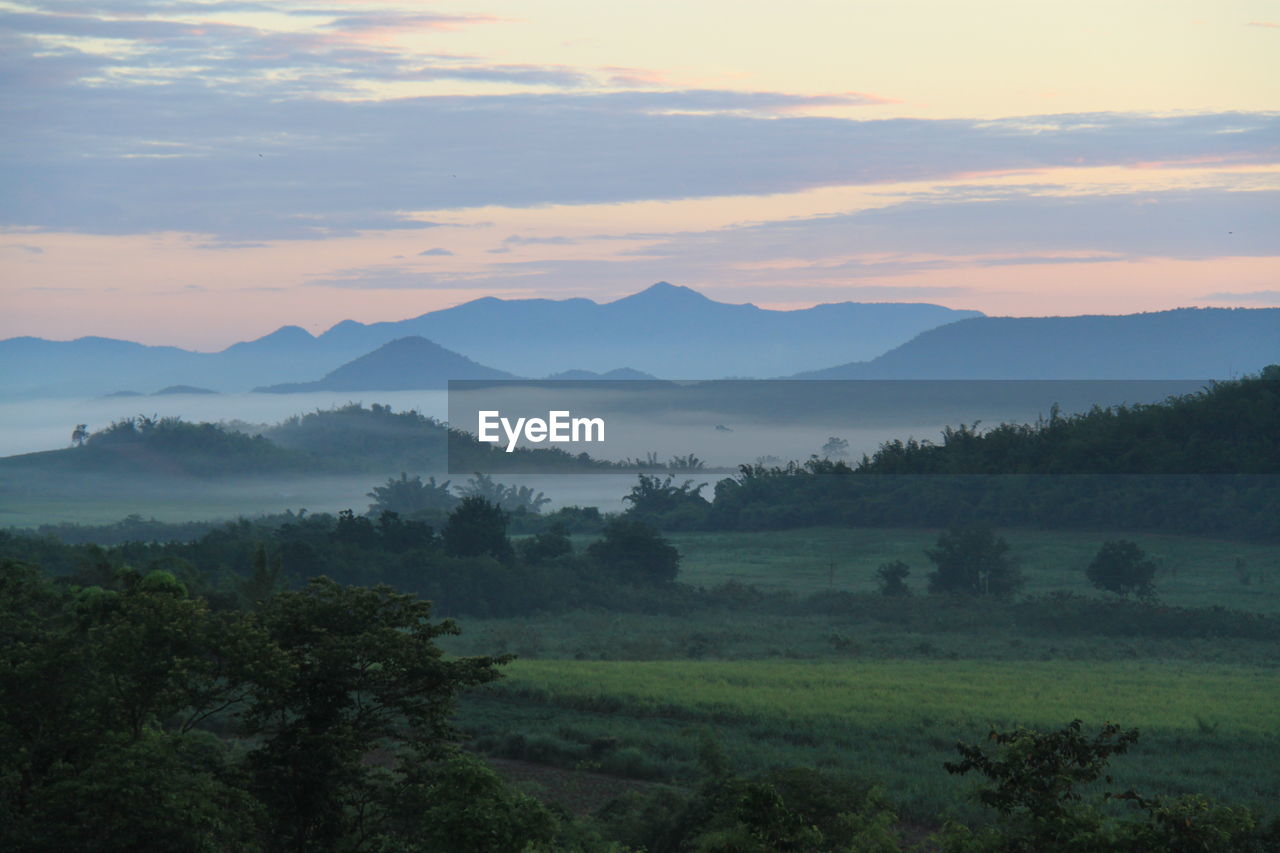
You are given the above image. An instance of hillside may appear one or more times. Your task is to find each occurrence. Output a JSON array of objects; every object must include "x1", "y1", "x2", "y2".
[
  {"x1": 795, "y1": 307, "x2": 1280, "y2": 379},
  {"x1": 697, "y1": 369, "x2": 1280, "y2": 541},
  {"x1": 0, "y1": 404, "x2": 611, "y2": 482},
  {"x1": 854, "y1": 366, "x2": 1280, "y2": 475}
]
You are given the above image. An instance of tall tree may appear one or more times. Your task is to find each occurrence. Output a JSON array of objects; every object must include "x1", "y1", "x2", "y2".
[{"x1": 926, "y1": 526, "x2": 1023, "y2": 596}]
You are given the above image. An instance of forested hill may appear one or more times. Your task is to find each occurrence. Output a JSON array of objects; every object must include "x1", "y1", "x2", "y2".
[
  {"x1": 855, "y1": 367, "x2": 1280, "y2": 475},
  {"x1": 0, "y1": 405, "x2": 605, "y2": 477},
  {"x1": 679, "y1": 369, "x2": 1280, "y2": 540},
  {"x1": 796, "y1": 307, "x2": 1280, "y2": 379}
]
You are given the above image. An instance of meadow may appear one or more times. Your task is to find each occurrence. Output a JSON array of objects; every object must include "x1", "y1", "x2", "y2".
[
  {"x1": 662, "y1": 526, "x2": 1280, "y2": 614},
  {"x1": 461, "y1": 657, "x2": 1280, "y2": 822},
  {"x1": 453, "y1": 524, "x2": 1280, "y2": 826}
]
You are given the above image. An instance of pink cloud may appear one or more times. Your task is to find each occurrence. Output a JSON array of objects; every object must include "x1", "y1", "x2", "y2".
[{"x1": 1246, "y1": 20, "x2": 1280, "y2": 28}]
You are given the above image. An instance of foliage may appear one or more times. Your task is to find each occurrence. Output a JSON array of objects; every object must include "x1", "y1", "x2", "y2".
[
  {"x1": 366, "y1": 472, "x2": 458, "y2": 516},
  {"x1": 1086, "y1": 540, "x2": 1159, "y2": 599},
  {"x1": 822, "y1": 436, "x2": 850, "y2": 459},
  {"x1": 623, "y1": 473, "x2": 711, "y2": 529},
  {"x1": 857, "y1": 370, "x2": 1280, "y2": 476},
  {"x1": 442, "y1": 496, "x2": 516, "y2": 564},
  {"x1": 598, "y1": 760, "x2": 898, "y2": 853},
  {"x1": 459, "y1": 472, "x2": 551, "y2": 514},
  {"x1": 243, "y1": 578, "x2": 507, "y2": 849},
  {"x1": 938, "y1": 720, "x2": 1269, "y2": 852},
  {"x1": 588, "y1": 518, "x2": 681, "y2": 585},
  {"x1": 519, "y1": 523, "x2": 574, "y2": 565},
  {"x1": 875, "y1": 560, "x2": 911, "y2": 597},
  {"x1": 699, "y1": 372, "x2": 1280, "y2": 540},
  {"x1": 926, "y1": 526, "x2": 1024, "y2": 596},
  {"x1": 0, "y1": 559, "x2": 512, "y2": 852},
  {"x1": 944, "y1": 719, "x2": 1139, "y2": 825},
  {"x1": 373, "y1": 752, "x2": 561, "y2": 852}
]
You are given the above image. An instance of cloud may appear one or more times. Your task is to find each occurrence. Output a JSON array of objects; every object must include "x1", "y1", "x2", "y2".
[
  {"x1": 305, "y1": 263, "x2": 507, "y2": 290},
  {"x1": 418, "y1": 247, "x2": 453, "y2": 256},
  {"x1": 503, "y1": 234, "x2": 579, "y2": 246},
  {"x1": 7, "y1": 91, "x2": 1279, "y2": 242},
  {"x1": 3, "y1": 4, "x2": 1279, "y2": 244},
  {"x1": 1199, "y1": 289, "x2": 1280, "y2": 304},
  {"x1": 387, "y1": 186, "x2": 1280, "y2": 300},
  {"x1": 321, "y1": 13, "x2": 495, "y2": 34},
  {"x1": 624, "y1": 188, "x2": 1280, "y2": 268},
  {"x1": 305, "y1": 265, "x2": 438, "y2": 290},
  {"x1": 2, "y1": 243, "x2": 44, "y2": 254},
  {"x1": 195, "y1": 241, "x2": 270, "y2": 250},
  {"x1": 1246, "y1": 21, "x2": 1280, "y2": 28}
]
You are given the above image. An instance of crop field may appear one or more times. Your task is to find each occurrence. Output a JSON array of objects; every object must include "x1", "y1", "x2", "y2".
[
  {"x1": 661, "y1": 527, "x2": 1280, "y2": 614},
  {"x1": 462, "y1": 657, "x2": 1280, "y2": 821},
  {"x1": 458, "y1": 524, "x2": 1280, "y2": 825}
]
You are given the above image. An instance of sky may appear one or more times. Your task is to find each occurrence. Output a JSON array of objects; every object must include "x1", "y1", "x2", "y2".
[{"x1": 2, "y1": 0, "x2": 1278, "y2": 350}]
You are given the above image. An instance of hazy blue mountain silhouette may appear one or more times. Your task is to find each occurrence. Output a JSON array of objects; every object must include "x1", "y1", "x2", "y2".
[
  {"x1": 314, "y1": 282, "x2": 982, "y2": 379},
  {"x1": 545, "y1": 368, "x2": 657, "y2": 380},
  {"x1": 794, "y1": 308, "x2": 1280, "y2": 379},
  {"x1": 0, "y1": 283, "x2": 981, "y2": 396},
  {"x1": 254, "y1": 336, "x2": 516, "y2": 392},
  {"x1": 153, "y1": 385, "x2": 218, "y2": 395}
]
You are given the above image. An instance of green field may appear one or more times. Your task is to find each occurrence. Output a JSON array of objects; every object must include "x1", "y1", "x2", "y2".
[
  {"x1": 451, "y1": 525, "x2": 1280, "y2": 826},
  {"x1": 462, "y1": 657, "x2": 1280, "y2": 821},
  {"x1": 661, "y1": 527, "x2": 1280, "y2": 614}
]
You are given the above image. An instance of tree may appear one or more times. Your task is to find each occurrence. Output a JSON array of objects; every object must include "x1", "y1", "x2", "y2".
[
  {"x1": 367, "y1": 472, "x2": 457, "y2": 516},
  {"x1": 71, "y1": 423, "x2": 88, "y2": 447},
  {"x1": 821, "y1": 436, "x2": 849, "y2": 459},
  {"x1": 622, "y1": 468, "x2": 711, "y2": 522},
  {"x1": 587, "y1": 518, "x2": 680, "y2": 585},
  {"x1": 926, "y1": 526, "x2": 1023, "y2": 596},
  {"x1": 518, "y1": 522, "x2": 573, "y2": 565},
  {"x1": 442, "y1": 496, "x2": 515, "y2": 563},
  {"x1": 939, "y1": 720, "x2": 1264, "y2": 853},
  {"x1": 875, "y1": 560, "x2": 911, "y2": 597},
  {"x1": 941, "y1": 719, "x2": 1140, "y2": 850},
  {"x1": 239, "y1": 542, "x2": 282, "y2": 609},
  {"x1": 243, "y1": 578, "x2": 508, "y2": 850},
  {"x1": 376, "y1": 753, "x2": 561, "y2": 852},
  {"x1": 1086, "y1": 540, "x2": 1158, "y2": 599},
  {"x1": 459, "y1": 473, "x2": 550, "y2": 514}
]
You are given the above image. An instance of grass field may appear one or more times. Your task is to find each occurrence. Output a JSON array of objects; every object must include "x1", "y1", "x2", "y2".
[
  {"x1": 462, "y1": 658, "x2": 1280, "y2": 822},
  {"x1": 453, "y1": 526, "x2": 1280, "y2": 825},
  {"x1": 659, "y1": 527, "x2": 1280, "y2": 614}
]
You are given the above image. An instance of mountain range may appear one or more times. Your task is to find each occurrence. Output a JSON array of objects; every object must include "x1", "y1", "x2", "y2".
[
  {"x1": 795, "y1": 308, "x2": 1280, "y2": 379},
  {"x1": 0, "y1": 283, "x2": 981, "y2": 397},
  {"x1": 2, "y1": 285, "x2": 1277, "y2": 398}
]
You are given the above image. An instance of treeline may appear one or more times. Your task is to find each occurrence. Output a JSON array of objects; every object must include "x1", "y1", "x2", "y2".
[
  {"x1": 856, "y1": 366, "x2": 1280, "y2": 475},
  {"x1": 625, "y1": 370, "x2": 1280, "y2": 540},
  {"x1": 4, "y1": 517, "x2": 1279, "y2": 644},
  {"x1": 0, "y1": 501, "x2": 681, "y2": 619}
]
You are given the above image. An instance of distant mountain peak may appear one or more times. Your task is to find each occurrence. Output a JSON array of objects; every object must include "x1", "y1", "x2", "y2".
[
  {"x1": 268, "y1": 324, "x2": 313, "y2": 339},
  {"x1": 610, "y1": 281, "x2": 715, "y2": 306},
  {"x1": 253, "y1": 335, "x2": 515, "y2": 392},
  {"x1": 324, "y1": 319, "x2": 366, "y2": 335}
]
